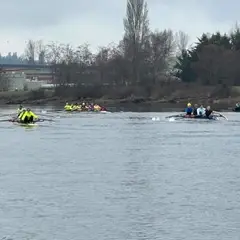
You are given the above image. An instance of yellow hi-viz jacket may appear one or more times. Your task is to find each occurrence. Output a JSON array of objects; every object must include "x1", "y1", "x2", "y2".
[{"x1": 18, "y1": 110, "x2": 38, "y2": 120}]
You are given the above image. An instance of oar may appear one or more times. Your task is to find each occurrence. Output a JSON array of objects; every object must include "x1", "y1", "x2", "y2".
[
  {"x1": 0, "y1": 119, "x2": 13, "y2": 122},
  {"x1": 0, "y1": 116, "x2": 19, "y2": 122},
  {"x1": 0, "y1": 118, "x2": 54, "y2": 123},
  {"x1": 165, "y1": 113, "x2": 185, "y2": 119},
  {"x1": 0, "y1": 113, "x2": 16, "y2": 117},
  {"x1": 40, "y1": 109, "x2": 62, "y2": 113},
  {"x1": 37, "y1": 118, "x2": 54, "y2": 122},
  {"x1": 213, "y1": 111, "x2": 228, "y2": 120},
  {"x1": 33, "y1": 112, "x2": 56, "y2": 117},
  {"x1": 213, "y1": 111, "x2": 227, "y2": 120}
]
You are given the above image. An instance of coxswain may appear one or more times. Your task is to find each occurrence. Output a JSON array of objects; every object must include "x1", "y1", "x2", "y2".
[
  {"x1": 17, "y1": 105, "x2": 23, "y2": 113},
  {"x1": 193, "y1": 104, "x2": 198, "y2": 116},
  {"x1": 197, "y1": 105, "x2": 206, "y2": 116},
  {"x1": 18, "y1": 108, "x2": 38, "y2": 123},
  {"x1": 17, "y1": 105, "x2": 26, "y2": 117},
  {"x1": 17, "y1": 105, "x2": 24, "y2": 114},
  {"x1": 185, "y1": 103, "x2": 193, "y2": 115},
  {"x1": 205, "y1": 106, "x2": 213, "y2": 118}
]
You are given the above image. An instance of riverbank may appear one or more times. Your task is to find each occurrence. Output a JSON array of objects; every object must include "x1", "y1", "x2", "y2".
[{"x1": 0, "y1": 84, "x2": 239, "y2": 111}]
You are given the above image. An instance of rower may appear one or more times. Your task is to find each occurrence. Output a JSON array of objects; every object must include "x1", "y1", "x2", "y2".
[
  {"x1": 235, "y1": 102, "x2": 240, "y2": 110},
  {"x1": 193, "y1": 104, "x2": 198, "y2": 116},
  {"x1": 197, "y1": 105, "x2": 205, "y2": 116},
  {"x1": 81, "y1": 102, "x2": 87, "y2": 111},
  {"x1": 94, "y1": 104, "x2": 101, "y2": 111},
  {"x1": 185, "y1": 103, "x2": 193, "y2": 115},
  {"x1": 100, "y1": 106, "x2": 107, "y2": 111},
  {"x1": 205, "y1": 106, "x2": 213, "y2": 118},
  {"x1": 18, "y1": 108, "x2": 38, "y2": 123},
  {"x1": 18, "y1": 109, "x2": 26, "y2": 122},
  {"x1": 72, "y1": 103, "x2": 80, "y2": 111},
  {"x1": 88, "y1": 103, "x2": 94, "y2": 111},
  {"x1": 64, "y1": 102, "x2": 72, "y2": 111}
]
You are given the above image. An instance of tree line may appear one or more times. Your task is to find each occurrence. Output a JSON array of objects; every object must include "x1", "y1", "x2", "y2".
[
  {"x1": 2, "y1": 0, "x2": 240, "y2": 99},
  {"x1": 175, "y1": 24, "x2": 240, "y2": 86},
  {"x1": 23, "y1": 0, "x2": 187, "y2": 88},
  {"x1": 0, "y1": 52, "x2": 25, "y2": 64}
]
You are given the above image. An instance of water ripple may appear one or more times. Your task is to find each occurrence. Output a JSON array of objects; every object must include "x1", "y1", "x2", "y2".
[{"x1": 0, "y1": 110, "x2": 239, "y2": 239}]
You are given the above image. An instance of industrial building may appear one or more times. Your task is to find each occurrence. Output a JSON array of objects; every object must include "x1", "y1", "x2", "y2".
[{"x1": 0, "y1": 63, "x2": 54, "y2": 91}]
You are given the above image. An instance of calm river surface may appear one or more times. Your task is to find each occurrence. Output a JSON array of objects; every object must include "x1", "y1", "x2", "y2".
[{"x1": 0, "y1": 107, "x2": 240, "y2": 240}]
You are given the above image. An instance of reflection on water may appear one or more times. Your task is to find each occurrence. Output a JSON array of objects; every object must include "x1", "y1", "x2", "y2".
[{"x1": 0, "y1": 108, "x2": 239, "y2": 239}]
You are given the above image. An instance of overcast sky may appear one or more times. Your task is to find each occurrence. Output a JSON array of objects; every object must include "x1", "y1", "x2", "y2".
[{"x1": 0, "y1": 0, "x2": 238, "y2": 55}]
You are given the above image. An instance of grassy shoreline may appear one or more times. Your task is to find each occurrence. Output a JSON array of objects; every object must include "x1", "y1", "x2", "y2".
[{"x1": 0, "y1": 87, "x2": 238, "y2": 112}]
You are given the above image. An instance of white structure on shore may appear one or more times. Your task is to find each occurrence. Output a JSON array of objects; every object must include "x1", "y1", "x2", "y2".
[
  {"x1": 0, "y1": 63, "x2": 55, "y2": 91},
  {"x1": 3, "y1": 71, "x2": 55, "y2": 91}
]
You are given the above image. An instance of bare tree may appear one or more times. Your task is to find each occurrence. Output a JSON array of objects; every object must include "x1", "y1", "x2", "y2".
[
  {"x1": 36, "y1": 40, "x2": 47, "y2": 64},
  {"x1": 75, "y1": 43, "x2": 93, "y2": 66},
  {"x1": 95, "y1": 47, "x2": 110, "y2": 64},
  {"x1": 94, "y1": 46, "x2": 111, "y2": 83},
  {"x1": 24, "y1": 40, "x2": 36, "y2": 64},
  {"x1": 45, "y1": 42, "x2": 65, "y2": 64},
  {"x1": 61, "y1": 44, "x2": 76, "y2": 64},
  {"x1": 147, "y1": 29, "x2": 176, "y2": 83},
  {"x1": 175, "y1": 30, "x2": 189, "y2": 53},
  {"x1": 45, "y1": 43, "x2": 95, "y2": 86},
  {"x1": 123, "y1": 0, "x2": 150, "y2": 84}
]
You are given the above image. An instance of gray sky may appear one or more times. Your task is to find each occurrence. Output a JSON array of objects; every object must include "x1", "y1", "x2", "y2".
[{"x1": 0, "y1": 0, "x2": 238, "y2": 55}]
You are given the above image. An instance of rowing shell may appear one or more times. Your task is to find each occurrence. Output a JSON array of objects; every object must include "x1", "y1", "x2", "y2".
[
  {"x1": 168, "y1": 116, "x2": 217, "y2": 121},
  {"x1": 166, "y1": 112, "x2": 227, "y2": 121},
  {"x1": 65, "y1": 109, "x2": 109, "y2": 113}
]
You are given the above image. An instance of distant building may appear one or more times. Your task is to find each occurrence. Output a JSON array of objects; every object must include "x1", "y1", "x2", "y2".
[
  {"x1": 0, "y1": 63, "x2": 54, "y2": 83},
  {"x1": 4, "y1": 72, "x2": 26, "y2": 91},
  {"x1": 2, "y1": 71, "x2": 56, "y2": 91}
]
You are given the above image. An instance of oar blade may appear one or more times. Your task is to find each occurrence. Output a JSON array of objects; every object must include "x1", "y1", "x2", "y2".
[{"x1": 165, "y1": 114, "x2": 185, "y2": 119}]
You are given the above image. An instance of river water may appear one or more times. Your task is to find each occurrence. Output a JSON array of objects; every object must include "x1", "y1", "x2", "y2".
[{"x1": 0, "y1": 107, "x2": 240, "y2": 240}]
